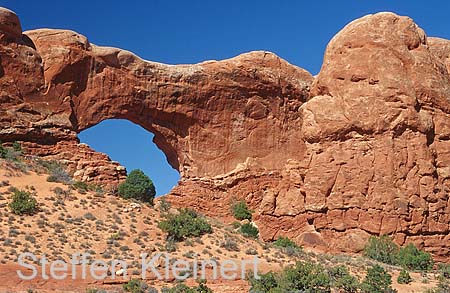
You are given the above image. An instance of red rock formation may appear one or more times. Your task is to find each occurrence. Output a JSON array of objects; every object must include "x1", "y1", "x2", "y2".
[{"x1": 1, "y1": 8, "x2": 450, "y2": 259}]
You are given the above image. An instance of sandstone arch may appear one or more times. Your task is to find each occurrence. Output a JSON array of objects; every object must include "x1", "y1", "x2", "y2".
[{"x1": 3, "y1": 8, "x2": 450, "y2": 259}]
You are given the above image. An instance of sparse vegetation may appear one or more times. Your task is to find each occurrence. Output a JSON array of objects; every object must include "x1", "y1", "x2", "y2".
[
  {"x1": 39, "y1": 160, "x2": 72, "y2": 184},
  {"x1": 0, "y1": 151, "x2": 444, "y2": 293},
  {"x1": 158, "y1": 208, "x2": 212, "y2": 241},
  {"x1": 123, "y1": 279, "x2": 149, "y2": 293},
  {"x1": 72, "y1": 181, "x2": 102, "y2": 194},
  {"x1": 231, "y1": 200, "x2": 252, "y2": 220},
  {"x1": 9, "y1": 189, "x2": 38, "y2": 215},
  {"x1": 118, "y1": 169, "x2": 155, "y2": 204},
  {"x1": 220, "y1": 236, "x2": 240, "y2": 252}
]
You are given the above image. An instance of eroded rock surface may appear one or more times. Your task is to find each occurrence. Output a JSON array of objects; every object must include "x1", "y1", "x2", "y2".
[{"x1": 1, "y1": 8, "x2": 450, "y2": 259}]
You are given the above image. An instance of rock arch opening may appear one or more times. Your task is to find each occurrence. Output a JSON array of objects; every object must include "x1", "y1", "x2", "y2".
[{"x1": 78, "y1": 119, "x2": 180, "y2": 196}]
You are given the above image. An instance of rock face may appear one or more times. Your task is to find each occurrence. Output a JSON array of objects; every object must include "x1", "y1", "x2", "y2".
[{"x1": 1, "y1": 9, "x2": 450, "y2": 259}]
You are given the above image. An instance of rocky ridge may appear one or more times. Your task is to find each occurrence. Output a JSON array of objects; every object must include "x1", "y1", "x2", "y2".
[{"x1": 1, "y1": 8, "x2": 450, "y2": 259}]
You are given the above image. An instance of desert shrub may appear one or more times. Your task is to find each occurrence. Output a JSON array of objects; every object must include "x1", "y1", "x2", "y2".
[
  {"x1": 72, "y1": 181, "x2": 103, "y2": 194},
  {"x1": 12, "y1": 141, "x2": 21, "y2": 152},
  {"x1": 249, "y1": 261, "x2": 331, "y2": 292},
  {"x1": 397, "y1": 269, "x2": 412, "y2": 284},
  {"x1": 364, "y1": 235, "x2": 399, "y2": 265},
  {"x1": 118, "y1": 169, "x2": 155, "y2": 204},
  {"x1": 364, "y1": 236, "x2": 434, "y2": 271},
  {"x1": 240, "y1": 223, "x2": 259, "y2": 239},
  {"x1": 328, "y1": 265, "x2": 359, "y2": 292},
  {"x1": 397, "y1": 243, "x2": 433, "y2": 271},
  {"x1": 438, "y1": 263, "x2": 450, "y2": 279},
  {"x1": 280, "y1": 262, "x2": 331, "y2": 292},
  {"x1": 39, "y1": 160, "x2": 72, "y2": 184},
  {"x1": 123, "y1": 279, "x2": 149, "y2": 293},
  {"x1": 158, "y1": 208, "x2": 212, "y2": 241},
  {"x1": 86, "y1": 289, "x2": 109, "y2": 293},
  {"x1": 158, "y1": 197, "x2": 171, "y2": 213},
  {"x1": 83, "y1": 212, "x2": 96, "y2": 221},
  {"x1": 360, "y1": 264, "x2": 396, "y2": 293},
  {"x1": 432, "y1": 275, "x2": 450, "y2": 293},
  {"x1": 72, "y1": 181, "x2": 89, "y2": 192},
  {"x1": 231, "y1": 221, "x2": 241, "y2": 229},
  {"x1": 273, "y1": 236, "x2": 299, "y2": 249},
  {"x1": 432, "y1": 264, "x2": 450, "y2": 292},
  {"x1": 0, "y1": 141, "x2": 6, "y2": 159},
  {"x1": 273, "y1": 236, "x2": 302, "y2": 256},
  {"x1": 9, "y1": 189, "x2": 38, "y2": 215},
  {"x1": 220, "y1": 236, "x2": 240, "y2": 252},
  {"x1": 162, "y1": 280, "x2": 212, "y2": 293},
  {"x1": 0, "y1": 141, "x2": 21, "y2": 161},
  {"x1": 164, "y1": 237, "x2": 177, "y2": 252},
  {"x1": 249, "y1": 271, "x2": 278, "y2": 292},
  {"x1": 231, "y1": 200, "x2": 252, "y2": 220}
]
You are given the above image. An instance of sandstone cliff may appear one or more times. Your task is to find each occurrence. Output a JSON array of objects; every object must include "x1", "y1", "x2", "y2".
[{"x1": 1, "y1": 8, "x2": 450, "y2": 259}]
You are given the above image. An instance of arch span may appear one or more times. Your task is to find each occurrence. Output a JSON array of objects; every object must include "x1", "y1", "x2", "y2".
[{"x1": 24, "y1": 28, "x2": 313, "y2": 180}]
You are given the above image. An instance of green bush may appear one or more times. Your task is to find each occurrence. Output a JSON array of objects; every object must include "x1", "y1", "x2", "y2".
[
  {"x1": 364, "y1": 236, "x2": 434, "y2": 272},
  {"x1": 397, "y1": 269, "x2": 412, "y2": 284},
  {"x1": 9, "y1": 189, "x2": 38, "y2": 215},
  {"x1": 249, "y1": 262, "x2": 331, "y2": 292},
  {"x1": 273, "y1": 236, "x2": 299, "y2": 249},
  {"x1": 239, "y1": 223, "x2": 259, "y2": 239},
  {"x1": 328, "y1": 265, "x2": 360, "y2": 292},
  {"x1": 118, "y1": 169, "x2": 155, "y2": 204},
  {"x1": 397, "y1": 243, "x2": 433, "y2": 271},
  {"x1": 364, "y1": 235, "x2": 399, "y2": 265},
  {"x1": 231, "y1": 200, "x2": 253, "y2": 220},
  {"x1": 12, "y1": 141, "x2": 21, "y2": 152},
  {"x1": 281, "y1": 262, "x2": 331, "y2": 292},
  {"x1": 0, "y1": 141, "x2": 21, "y2": 161},
  {"x1": 360, "y1": 264, "x2": 396, "y2": 293},
  {"x1": 123, "y1": 279, "x2": 149, "y2": 293},
  {"x1": 158, "y1": 208, "x2": 212, "y2": 241},
  {"x1": 231, "y1": 200, "x2": 253, "y2": 221}
]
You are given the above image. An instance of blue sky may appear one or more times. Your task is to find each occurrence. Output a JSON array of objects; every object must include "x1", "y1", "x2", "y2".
[{"x1": 3, "y1": 1, "x2": 450, "y2": 195}]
